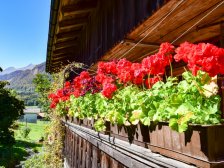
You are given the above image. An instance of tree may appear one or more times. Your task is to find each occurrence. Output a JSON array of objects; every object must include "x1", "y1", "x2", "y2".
[
  {"x1": 33, "y1": 73, "x2": 52, "y2": 113},
  {"x1": 0, "y1": 67, "x2": 24, "y2": 146}
]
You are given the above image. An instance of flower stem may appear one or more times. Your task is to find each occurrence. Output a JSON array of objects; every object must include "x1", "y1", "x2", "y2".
[{"x1": 169, "y1": 58, "x2": 173, "y2": 77}]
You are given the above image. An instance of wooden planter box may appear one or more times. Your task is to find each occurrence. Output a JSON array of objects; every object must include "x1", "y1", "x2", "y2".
[
  {"x1": 146, "y1": 122, "x2": 224, "y2": 168},
  {"x1": 70, "y1": 118, "x2": 224, "y2": 167},
  {"x1": 110, "y1": 123, "x2": 150, "y2": 147},
  {"x1": 72, "y1": 117, "x2": 94, "y2": 129},
  {"x1": 109, "y1": 122, "x2": 224, "y2": 168}
]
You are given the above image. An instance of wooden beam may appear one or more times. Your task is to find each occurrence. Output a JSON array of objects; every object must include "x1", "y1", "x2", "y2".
[
  {"x1": 54, "y1": 39, "x2": 79, "y2": 49},
  {"x1": 220, "y1": 22, "x2": 224, "y2": 47},
  {"x1": 124, "y1": 39, "x2": 161, "y2": 47},
  {"x1": 52, "y1": 53, "x2": 76, "y2": 60},
  {"x1": 56, "y1": 30, "x2": 81, "y2": 39},
  {"x1": 197, "y1": 20, "x2": 224, "y2": 31},
  {"x1": 57, "y1": 36, "x2": 80, "y2": 43},
  {"x1": 56, "y1": 32, "x2": 81, "y2": 43},
  {"x1": 59, "y1": 18, "x2": 87, "y2": 28},
  {"x1": 53, "y1": 46, "x2": 77, "y2": 55},
  {"x1": 61, "y1": 1, "x2": 97, "y2": 15}
]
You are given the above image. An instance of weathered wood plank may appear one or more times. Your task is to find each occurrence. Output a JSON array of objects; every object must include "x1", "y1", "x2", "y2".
[
  {"x1": 101, "y1": 152, "x2": 109, "y2": 168},
  {"x1": 86, "y1": 141, "x2": 92, "y2": 168},
  {"x1": 64, "y1": 121, "x2": 195, "y2": 168},
  {"x1": 61, "y1": 1, "x2": 97, "y2": 15},
  {"x1": 81, "y1": 139, "x2": 87, "y2": 168},
  {"x1": 92, "y1": 145, "x2": 99, "y2": 168}
]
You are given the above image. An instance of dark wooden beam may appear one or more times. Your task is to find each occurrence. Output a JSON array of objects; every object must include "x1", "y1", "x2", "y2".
[
  {"x1": 197, "y1": 20, "x2": 224, "y2": 31},
  {"x1": 59, "y1": 18, "x2": 87, "y2": 28},
  {"x1": 52, "y1": 53, "x2": 76, "y2": 60},
  {"x1": 54, "y1": 39, "x2": 79, "y2": 49},
  {"x1": 56, "y1": 30, "x2": 81, "y2": 39},
  {"x1": 53, "y1": 46, "x2": 77, "y2": 55},
  {"x1": 220, "y1": 22, "x2": 224, "y2": 47},
  {"x1": 124, "y1": 39, "x2": 161, "y2": 47},
  {"x1": 56, "y1": 32, "x2": 81, "y2": 43},
  {"x1": 61, "y1": 1, "x2": 97, "y2": 15},
  {"x1": 57, "y1": 36, "x2": 80, "y2": 43}
]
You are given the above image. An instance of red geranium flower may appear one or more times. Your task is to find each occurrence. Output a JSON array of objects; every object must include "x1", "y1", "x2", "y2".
[
  {"x1": 159, "y1": 42, "x2": 175, "y2": 55},
  {"x1": 102, "y1": 83, "x2": 117, "y2": 98},
  {"x1": 175, "y1": 42, "x2": 224, "y2": 77}
]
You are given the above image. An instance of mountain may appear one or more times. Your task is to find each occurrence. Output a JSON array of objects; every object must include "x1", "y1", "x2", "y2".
[
  {"x1": 0, "y1": 62, "x2": 46, "y2": 106},
  {"x1": 0, "y1": 64, "x2": 36, "y2": 75},
  {"x1": 0, "y1": 67, "x2": 17, "y2": 75},
  {"x1": 18, "y1": 64, "x2": 35, "y2": 71}
]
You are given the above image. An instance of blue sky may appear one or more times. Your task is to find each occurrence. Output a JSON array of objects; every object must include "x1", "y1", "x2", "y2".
[{"x1": 0, "y1": 0, "x2": 51, "y2": 69}]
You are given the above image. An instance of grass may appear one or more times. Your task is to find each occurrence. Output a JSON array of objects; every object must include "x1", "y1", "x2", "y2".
[
  {"x1": 15, "y1": 121, "x2": 48, "y2": 143},
  {"x1": 0, "y1": 120, "x2": 49, "y2": 168}
]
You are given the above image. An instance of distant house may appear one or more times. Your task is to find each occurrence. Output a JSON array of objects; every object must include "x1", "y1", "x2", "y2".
[{"x1": 19, "y1": 107, "x2": 41, "y2": 123}]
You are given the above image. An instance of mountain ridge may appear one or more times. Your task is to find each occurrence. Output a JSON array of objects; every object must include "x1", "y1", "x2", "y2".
[{"x1": 0, "y1": 64, "x2": 36, "y2": 75}]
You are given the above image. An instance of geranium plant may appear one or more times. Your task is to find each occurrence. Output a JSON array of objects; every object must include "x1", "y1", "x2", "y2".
[{"x1": 48, "y1": 42, "x2": 224, "y2": 132}]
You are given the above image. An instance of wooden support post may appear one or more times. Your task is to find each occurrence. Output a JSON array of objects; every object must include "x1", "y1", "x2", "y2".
[
  {"x1": 220, "y1": 22, "x2": 224, "y2": 48},
  {"x1": 219, "y1": 22, "x2": 224, "y2": 118}
]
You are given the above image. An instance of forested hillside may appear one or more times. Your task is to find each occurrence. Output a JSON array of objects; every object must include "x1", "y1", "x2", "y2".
[{"x1": 0, "y1": 62, "x2": 46, "y2": 105}]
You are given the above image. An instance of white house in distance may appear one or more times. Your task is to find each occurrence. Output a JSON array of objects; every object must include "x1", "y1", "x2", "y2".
[{"x1": 20, "y1": 107, "x2": 41, "y2": 123}]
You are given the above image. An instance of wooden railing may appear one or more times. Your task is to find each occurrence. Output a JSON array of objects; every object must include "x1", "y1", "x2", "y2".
[{"x1": 63, "y1": 121, "x2": 195, "y2": 168}]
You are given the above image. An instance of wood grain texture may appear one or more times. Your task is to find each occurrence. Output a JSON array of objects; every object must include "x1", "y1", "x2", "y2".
[
  {"x1": 63, "y1": 121, "x2": 196, "y2": 168},
  {"x1": 46, "y1": 0, "x2": 167, "y2": 72}
]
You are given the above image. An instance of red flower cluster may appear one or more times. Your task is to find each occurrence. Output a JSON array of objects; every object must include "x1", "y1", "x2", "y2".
[
  {"x1": 142, "y1": 42, "x2": 174, "y2": 75},
  {"x1": 174, "y1": 42, "x2": 224, "y2": 76},
  {"x1": 97, "y1": 61, "x2": 117, "y2": 75},
  {"x1": 49, "y1": 71, "x2": 103, "y2": 108},
  {"x1": 96, "y1": 43, "x2": 174, "y2": 87},
  {"x1": 102, "y1": 83, "x2": 117, "y2": 98},
  {"x1": 49, "y1": 42, "x2": 224, "y2": 109},
  {"x1": 49, "y1": 42, "x2": 175, "y2": 108},
  {"x1": 48, "y1": 88, "x2": 70, "y2": 109}
]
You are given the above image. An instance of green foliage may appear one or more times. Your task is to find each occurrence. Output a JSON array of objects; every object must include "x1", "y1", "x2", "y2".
[
  {"x1": 93, "y1": 119, "x2": 106, "y2": 132},
  {"x1": 63, "y1": 70, "x2": 222, "y2": 133},
  {"x1": 24, "y1": 71, "x2": 65, "y2": 168},
  {"x1": 69, "y1": 93, "x2": 97, "y2": 119},
  {"x1": 24, "y1": 116, "x2": 64, "y2": 168},
  {"x1": 20, "y1": 127, "x2": 31, "y2": 139},
  {"x1": 24, "y1": 154, "x2": 46, "y2": 168},
  {"x1": 16, "y1": 121, "x2": 48, "y2": 143},
  {"x1": 33, "y1": 73, "x2": 52, "y2": 113},
  {"x1": 0, "y1": 121, "x2": 46, "y2": 167},
  {"x1": 0, "y1": 73, "x2": 25, "y2": 146}
]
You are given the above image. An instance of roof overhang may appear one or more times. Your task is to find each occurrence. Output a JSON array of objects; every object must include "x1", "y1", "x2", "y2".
[{"x1": 46, "y1": 0, "x2": 224, "y2": 73}]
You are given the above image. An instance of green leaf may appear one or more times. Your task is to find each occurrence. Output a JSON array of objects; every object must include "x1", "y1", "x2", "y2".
[
  {"x1": 129, "y1": 110, "x2": 142, "y2": 125},
  {"x1": 140, "y1": 117, "x2": 151, "y2": 126},
  {"x1": 178, "y1": 123, "x2": 188, "y2": 133},
  {"x1": 169, "y1": 118, "x2": 179, "y2": 132},
  {"x1": 169, "y1": 118, "x2": 188, "y2": 133},
  {"x1": 94, "y1": 119, "x2": 106, "y2": 132}
]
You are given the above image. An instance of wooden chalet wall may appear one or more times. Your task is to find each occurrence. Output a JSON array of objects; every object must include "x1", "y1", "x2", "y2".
[
  {"x1": 79, "y1": 0, "x2": 166, "y2": 66},
  {"x1": 46, "y1": 0, "x2": 168, "y2": 72}
]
